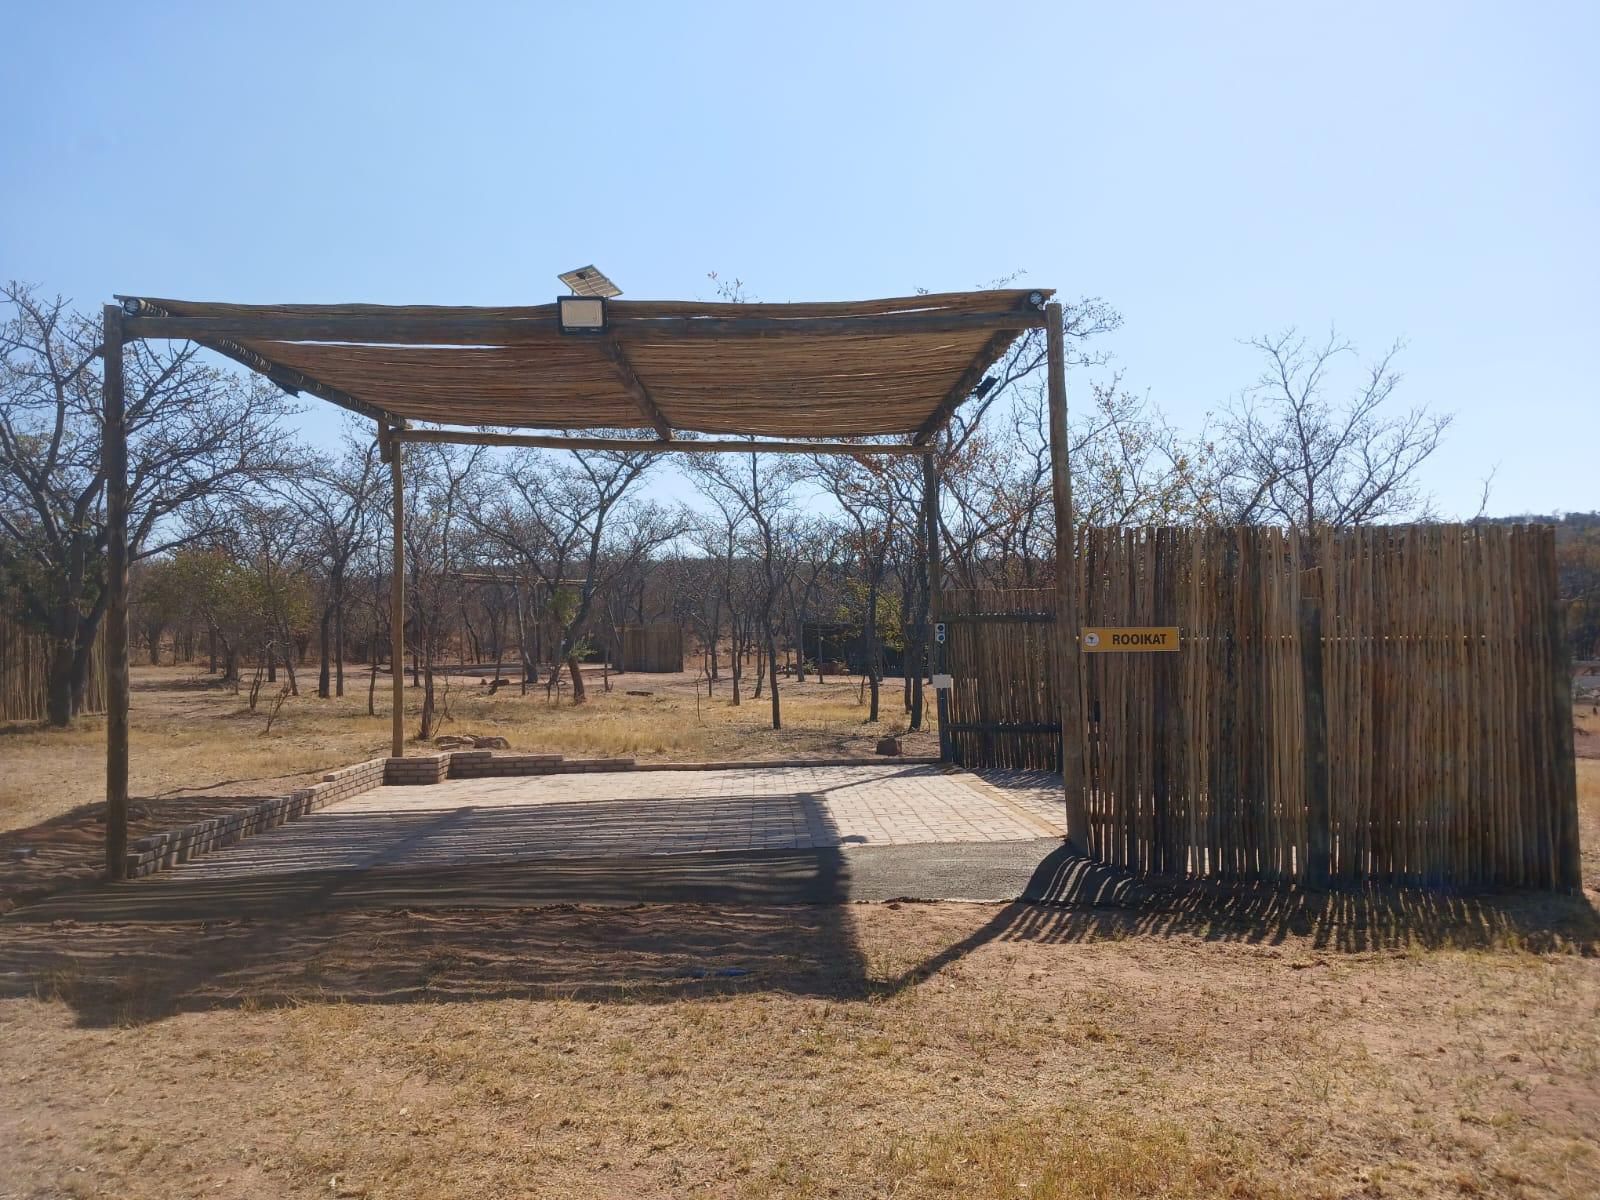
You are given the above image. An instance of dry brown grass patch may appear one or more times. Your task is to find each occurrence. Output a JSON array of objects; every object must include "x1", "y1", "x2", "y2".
[{"x1": 2, "y1": 902, "x2": 1597, "y2": 1199}]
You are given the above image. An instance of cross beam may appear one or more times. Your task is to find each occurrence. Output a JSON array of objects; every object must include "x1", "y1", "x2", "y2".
[{"x1": 393, "y1": 429, "x2": 935, "y2": 456}]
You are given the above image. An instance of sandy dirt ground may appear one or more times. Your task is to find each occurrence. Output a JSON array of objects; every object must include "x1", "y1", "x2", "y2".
[
  {"x1": 1, "y1": 900, "x2": 1596, "y2": 1200},
  {"x1": 0, "y1": 673, "x2": 1596, "y2": 1198}
]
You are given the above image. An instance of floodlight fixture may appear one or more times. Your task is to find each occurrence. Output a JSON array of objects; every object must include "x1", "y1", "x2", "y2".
[
  {"x1": 557, "y1": 265, "x2": 621, "y2": 334},
  {"x1": 557, "y1": 295, "x2": 607, "y2": 334},
  {"x1": 1028, "y1": 290, "x2": 1046, "y2": 309}
]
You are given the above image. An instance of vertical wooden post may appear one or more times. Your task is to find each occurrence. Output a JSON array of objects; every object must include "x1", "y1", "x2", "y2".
[
  {"x1": 101, "y1": 304, "x2": 131, "y2": 880},
  {"x1": 923, "y1": 453, "x2": 950, "y2": 762},
  {"x1": 1300, "y1": 566, "x2": 1332, "y2": 888},
  {"x1": 1046, "y1": 302, "x2": 1090, "y2": 850},
  {"x1": 384, "y1": 426, "x2": 406, "y2": 758}
]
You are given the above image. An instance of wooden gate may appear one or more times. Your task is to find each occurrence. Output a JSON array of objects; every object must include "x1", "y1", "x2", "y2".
[{"x1": 939, "y1": 587, "x2": 1061, "y2": 770}]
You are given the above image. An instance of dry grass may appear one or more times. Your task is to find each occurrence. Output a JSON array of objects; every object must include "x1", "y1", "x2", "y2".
[
  {"x1": 1576, "y1": 707, "x2": 1599, "y2": 895},
  {"x1": 0, "y1": 663, "x2": 935, "y2": 835},
  {"x1": 1, "y1": 903, "x2": 1596, "y2": 1199}
]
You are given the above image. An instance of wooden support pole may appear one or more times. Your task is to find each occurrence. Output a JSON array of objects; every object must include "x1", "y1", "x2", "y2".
[
  {"x1": 1300, "y1": 566, "x2": 1332, "y2": 888},
  {"x1": 101, "y1": 304, "x2": 131, "y2": 880},
  {"x1": 385, "y1": 426, "x2": 406, "y2": 758},
  {"x1": 1045, "y1": 302, "x2": 1090, "y2": 850},
  {"x1": 923, "y1": 453, "x2": 950, "y2": 762}
]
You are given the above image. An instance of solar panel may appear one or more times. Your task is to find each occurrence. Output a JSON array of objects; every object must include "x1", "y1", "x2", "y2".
[{"x1": 558, "y1": 265, "x2": 622, "y2": 298}]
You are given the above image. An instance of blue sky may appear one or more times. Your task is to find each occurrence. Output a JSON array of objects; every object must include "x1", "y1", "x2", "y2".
[{"x1": 2, "y1": 1, "x2": 1594, "y2": 516}]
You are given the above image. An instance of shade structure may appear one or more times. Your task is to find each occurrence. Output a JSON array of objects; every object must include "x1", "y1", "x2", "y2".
[
  {"x1": 117, "y1": 289, "x2": 1050, "y2": 441},
  {"x1": 98, "y1": 285, "x2": 1088, "y2": 885}
]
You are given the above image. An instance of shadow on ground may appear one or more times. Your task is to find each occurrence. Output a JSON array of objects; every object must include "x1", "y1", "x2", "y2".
[
  {"x1": 0, "y1": 791, "x2": 876, "y2": 1027},
  {"x1": 882, "y1": 844, "x2": 1600, "y2": 995},
  {"x1": 4, "y1": 834, "x2": 1594, "y2": 1029},
  {"x1": 0, "y1": 794, "x2": 295, "y2": 916}
]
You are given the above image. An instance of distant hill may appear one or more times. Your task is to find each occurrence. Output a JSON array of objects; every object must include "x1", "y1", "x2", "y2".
[
  {"x1": 1475, "y1": 511, "x2": 1600, "y2": 533},
  {"x1": 1472, "y1": 514, "x2": 1599, "y2": 661}
]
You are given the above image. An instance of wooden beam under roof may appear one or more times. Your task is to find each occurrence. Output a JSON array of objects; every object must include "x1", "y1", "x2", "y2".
[
  {"x1": 394, "y1": 428, "x2": 933, "y2": 456},
  {"x1": 913, "y1": 328, "x2": 1031, "y2": 444},
  {"x1": 599, "y1": 337, "x2": 673, "y2": 439},
  {"x1": 117, "y1": 306, "x2": 1045, "y2": 346},
  {"x1": 118, "y1": 299, "x2": 402, "y2": 427}
]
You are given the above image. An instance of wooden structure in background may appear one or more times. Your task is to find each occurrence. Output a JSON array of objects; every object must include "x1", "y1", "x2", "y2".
[
  {"x1": 102, "y1": 287, "x2": 1071, "y2": 877},
  {"x1": 943, "y1": 525, "x2": 1581, "y2": 892},
  {"x1": 617, "y1": 624, "x2": 684, "y2": 674},
  {"x1": 0, "y1": 615, "x2": 108, "y2": 723},
  {"x1": 940, "y1": 587, "x2": 1062, "y2": 770}
]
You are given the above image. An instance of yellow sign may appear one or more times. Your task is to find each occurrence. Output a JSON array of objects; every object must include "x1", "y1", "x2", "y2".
[{"x1": 1081, "y1": 626, "x2": 1180, "y2": 653}]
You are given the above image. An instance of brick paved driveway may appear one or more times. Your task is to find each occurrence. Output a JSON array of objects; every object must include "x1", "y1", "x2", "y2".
[{"x1": 167, "y1": 764, "x2": 1066, "y2": 884}]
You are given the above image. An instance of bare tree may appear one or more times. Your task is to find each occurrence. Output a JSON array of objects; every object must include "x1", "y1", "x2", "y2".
[
  {"x1": 404, "y1": 444, "x2": 482, "y2": 739},
  {"x1": 687, "y1": 450, "x2": 797, "y2": 729},
  {"x1": 465, "y1": 439, "x2": 674, "y2": 703},
  {"x1": 812, "y1": 454, "x2": 901, "y2": 722},
  {"x1": 939, "y1": 375, "x2": 1207, "y2": 586},
  {"x1": 782, "y1": 519, "x2": 839, "y2": 683},
  {"x1": 1211, "y1": 328, "x2": 1449, "y2": 529},
  {"x1": 687, "y1": 490, "x2": 752, "y2": 703},
  {"x1": 0, "y1": 282, "x2": 291, "y2": 724},
  {"x1": 288, "y1": 426, "x2": 382, "y2": 698}
]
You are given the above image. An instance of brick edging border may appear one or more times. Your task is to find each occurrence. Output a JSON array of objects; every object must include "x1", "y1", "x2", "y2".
[
  {"x1": 629, "y1": 756, "x2": 944, "y2": 771},
  {"x1": 122, "y1": 758, "x2": 387, "y2": 879}
]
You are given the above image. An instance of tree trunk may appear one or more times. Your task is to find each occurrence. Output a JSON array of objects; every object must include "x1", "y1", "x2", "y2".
[
  {"x1": 280, "y1": 629, "x2": 299, "y2": 695},
  {"x1": 908, "y1": 633, "x2": 926, "y2": 730},
  {"x1": 566, "y1": 654, "x2": 586, "y2": 703},
  {"x1": 419, "y1": 658, "x2": 436, "y2": 739},
  {"x1": 46, "y1": 638, "x2": 75, "y2": 727},
  {"x1": 334, "y1": 585, "x2": 346, "y2": 697},
  {"x1": 767, "y1": 628, "x2": 782, "y2": 730},
  {"x1": 318, "y1": 605, "x2": 333, "y2": 699},
  {"x1": 367, "y1": 620, "x2": 379, "y2": 717},
  {"x1": 865, "y1": 577, "x2": 881, "y2": 722}
]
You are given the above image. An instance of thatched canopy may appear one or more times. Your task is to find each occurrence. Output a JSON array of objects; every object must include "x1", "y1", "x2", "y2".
[
  {"x1": 116, "y1": 289, "x2": 1050, "y2": 444},
  {"x1": 95, "y1": 283, "x2": 1083, "y2": 874}
]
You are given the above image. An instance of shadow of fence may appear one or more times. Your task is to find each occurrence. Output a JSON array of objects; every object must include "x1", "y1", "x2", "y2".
[{"x1": 885, "y1": 845, "x2": 1600, "y2": 995}]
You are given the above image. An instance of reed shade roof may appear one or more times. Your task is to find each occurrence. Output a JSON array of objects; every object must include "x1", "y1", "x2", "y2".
[{"x1": 119, "y1": 290, "x2": 1050, "y2": 439}]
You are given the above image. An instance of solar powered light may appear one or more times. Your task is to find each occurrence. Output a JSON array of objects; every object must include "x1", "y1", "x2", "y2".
[
  {"x1": 557, "y1": 265, "x2": 622, "y2": 335},
  {"x1": 557, "y1": 295, "x2": 607, "y2": 333}
]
